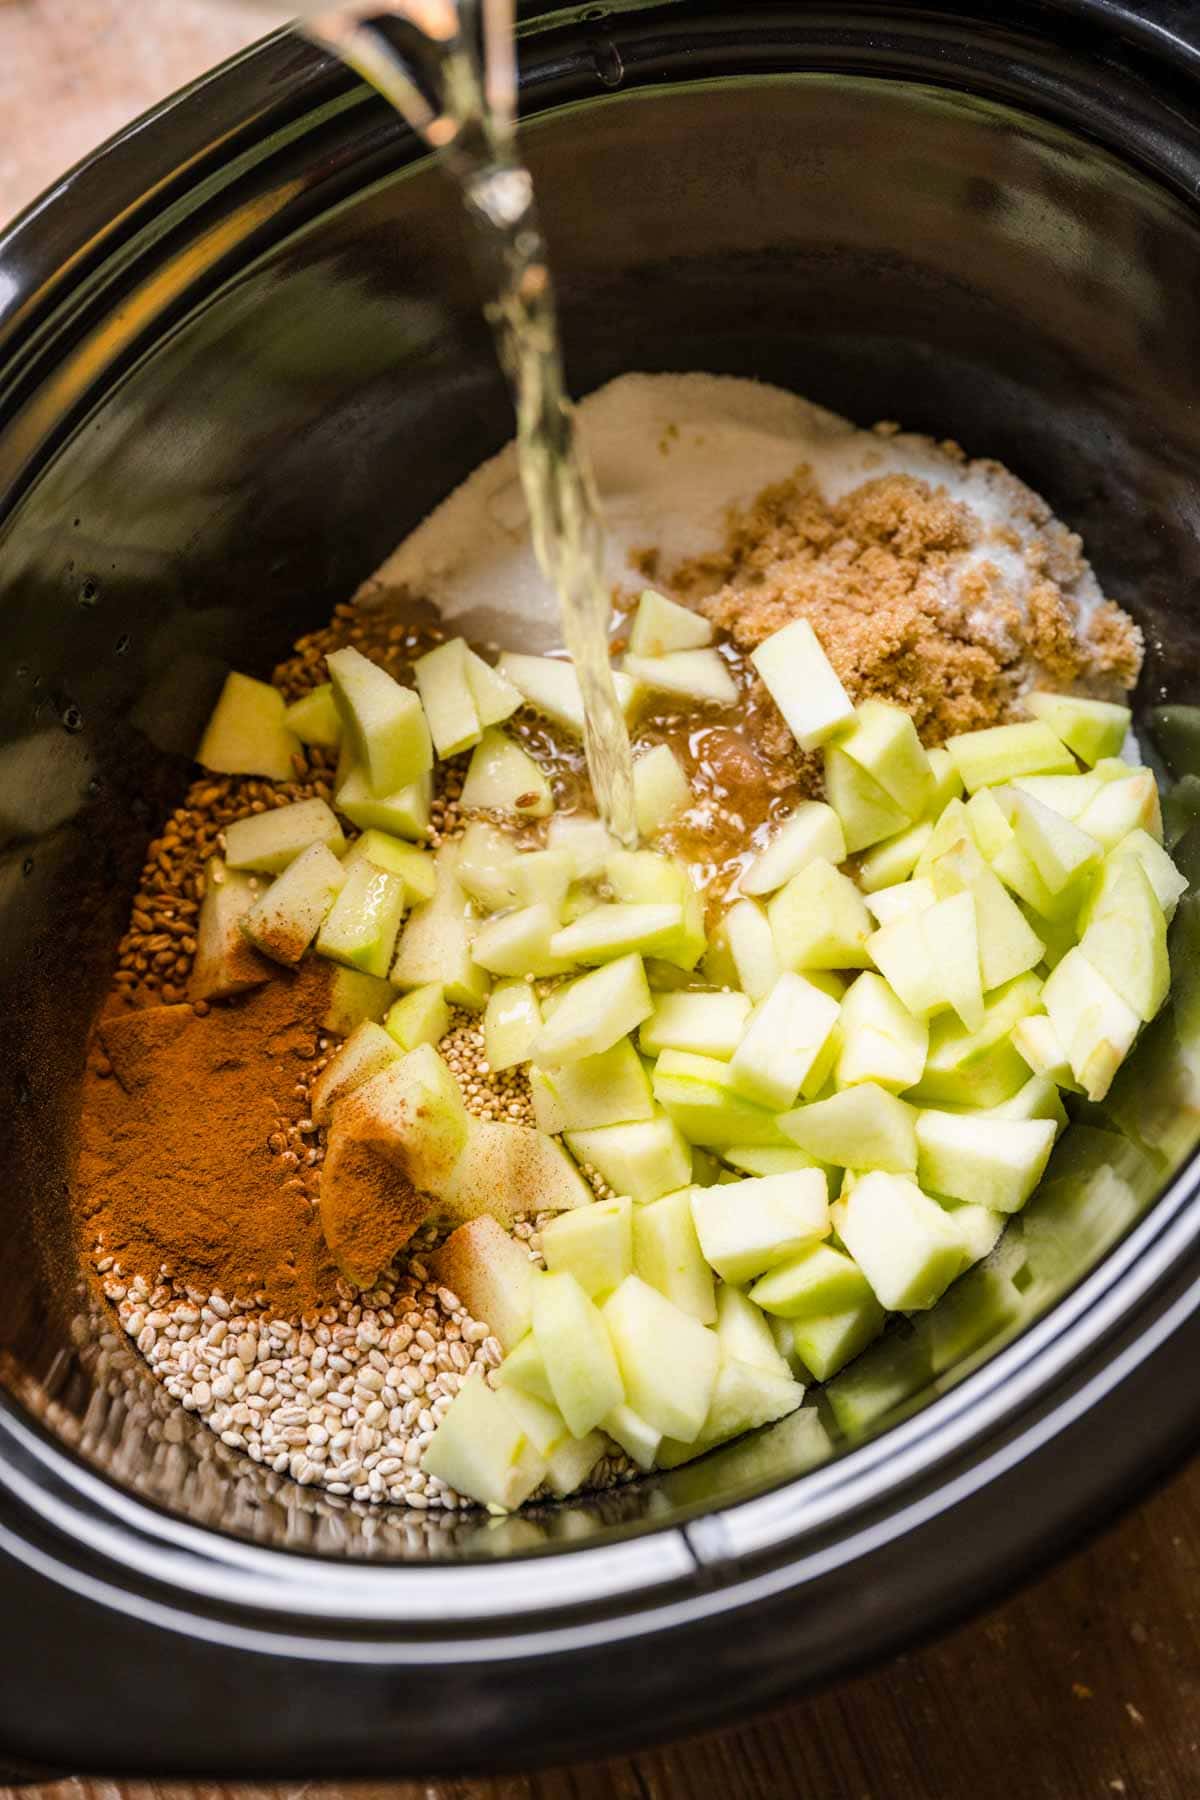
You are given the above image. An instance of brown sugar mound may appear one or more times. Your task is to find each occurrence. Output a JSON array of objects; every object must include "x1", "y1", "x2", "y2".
[
  {"x1": 76, "y1": 963, "x2": 344, "y2": 1313},
  {"x1": 664, "y1": 468, "x2": 1142, "y2": 766}
]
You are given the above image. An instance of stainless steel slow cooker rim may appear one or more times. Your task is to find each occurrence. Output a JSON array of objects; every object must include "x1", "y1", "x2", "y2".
[{"x1": 1, "y1": 0, "x2": 1200, "y2": 1710}]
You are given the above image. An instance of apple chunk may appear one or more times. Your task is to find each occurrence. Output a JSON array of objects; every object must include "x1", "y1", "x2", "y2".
[
  {"x1": 532, "y1": 954, "x2": 653, "y2": 1065},
  {"x1": 224, "y1": 797, "x2": 345, "y2": 874},
  {"x1": 730, "y1": 972, "x2": 841, "y2": 1110},
  {"x1": 741, "y1": 802, "x2": 847, "y2": 896},
  {"x1": 188, "y1": 857, "x2": 271, "y2": 1001},
  {"x1": 430, "y1": 1215, "x2": 535, "y2": 1352},
  {"x1": 629, "y1": 588, "x2": 713, "y2": 656},
  {"x1": 421, "y1": 1368, "x2": 545, "y2": 1512},
  {"x1": 241, "y1": 840, "x2": 346, "y2": 966},
  {"x1": 915, "y1": 1109, "x2": 1056, "y2": 1213},
  {"x1": 533, "y1": 1270, "x2": 625, "y2": 1437},
  {"x1": 197, "y1": 671, "x2": 301, "y2": 780},
  {"x1": 602, "y1": 1275, "x2": 719, "y2": 1441},
  {"x1": 634, "y1": 1187, "x2": 717, "y2": 1321},
  {"x1": 835, "y1": 1170, "x2": 965, "y2": 1311},
  {"x1": 781, "y1": 1084, "x2": 918, "y2": 1173},
  {"x1": 751, "y1": 618, "x2": 854, "y2": 751},
  {"x1": 541, "y1": 1197, "x2": 633, "y2": 1298},
  {"x1": 691, "y1": 1170, "x2": 829, "y2": 1284},
  {"x1": 327, "y1": 645, "x2": 433, "y2": 797}
]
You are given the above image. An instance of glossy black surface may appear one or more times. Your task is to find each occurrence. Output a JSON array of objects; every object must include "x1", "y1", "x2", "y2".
[{"x1": 4, "y1": 0, "x2": 1200, "y2": 1774}]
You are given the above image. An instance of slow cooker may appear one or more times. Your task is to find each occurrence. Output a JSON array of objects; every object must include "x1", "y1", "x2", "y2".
[{"x1": 4, "y1": 0, "x2": 1200, "y2": 1777}]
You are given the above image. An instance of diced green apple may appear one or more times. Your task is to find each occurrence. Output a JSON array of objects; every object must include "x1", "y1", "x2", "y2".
[
  {"x1": 471, "y1": 901, "x2": 574, "y2": 979},
  {"x1": 532, "y1": 954, "x2": 653, "y2": 1065},
  {"x1": 633, "y1": 743, "x2": 691, "y2": 837},
  {"x1": 1077, "y1": 857, "x2": 1169, "y2": 1022},
  {"x1": 1011, "y1": 1012, "x2": 1080, "y2": 1091},
  {"x1": 868, "y1": 889, "x2": 983, "y2": 1030},
  {"x1": 921, "y1": 1260, "x2": 1023, "y2": 1375},
  {"x1": 1011, "y1": 772, "x2": 1103, "y2": 820},
  {"x1": 629, "y1": 588, "x2": 713, "y2": 656},
  {"x1": 565, "y1": 1113, "x2": 692, "y2": 1205},
  {"x1": 224, "y1": 797, "x2": 344, "y2": 874},
  {"x1": 551, "y1": 902, "x2": 684, "y2": 965},
  {"x1": 691, "y1": 1170, "x2": 828, "y2": 1283},
  {"x1": 634, "y1": 1187, "x2": 717, "y2": 1321},
  {"x1": 640, "y1": 989, "x2": 752, "y2": 1060},
  {"x1": 1081, "y1": 830, "x2": 1186, "y2": 926},
  {"x1": 603, "y1": 850, "x2": 705, "y2": 972},
  {"x1": 934, "y1": 1198, "x2": 1007, "y2": 1267},
  {"x1": 545, "y1": 1428, "x2": 607, "y2": 1497},
  {"x1": 602, "y1": 1275, "x2": 719, "y2": 1441},
  {"x1": 741, "y1": 802, "x2": 847, "y2": 896},
  {"x1": 653, "y1": 1049, "x2": 791, "y2": 1147},
  {"x1": 497, "y1": 1384, "x2": 570, "y2": 1457},
  {"x1": 316, "y1": 861, "x2": 406, "y2": 978},
  {"x1": 835, "y1": 1170, "x2": 965, "y2": 1310},
  {"x1": 413, "y1": 638, "x2": 482, "y2": 759},
  {"x1": 858, "y1": 819, "x2": 935, "y2": 893},
  {"x1": 460, "y1": 728, "x2": 553, "y2": 818},
  {"x1": 768, "y1": 857, "x2": 874, "y2": 970},
  {"x1": 623, "y1": 648, "x2": 738, "y2": 707},
  {"x1": 438, "y1": 1118, "x2": 592, "y2": 1226},
  {"x1": 927, "y1": 745, "x2": 965, "y2": 814},
  {"x1": 337, "y1": 1043, "x2": 470, "y2": 1196},
  {"x1": 188, "y1": 858, "x2": 271, "y2": 1002},
  {"x1": 790, "y1": 1293, "x2": 887, "y2": 1382},
  {"x1": 749, "y1": 1240, "x2": 873, "y2": 1319},
  {"x1": 197, "y1": 671, "x2": 301, "y2": 780},
  {"x1": 390, "y1": 845, "x2": 490, "y2": 1009},
  {"x1": 385, "y1": 982, "x2": 450, "y2": 1053},
  {"x1": 342, "y1": 830, "x2": 435, "y2": 903},
  {"x1": 750, "y1": 618, "x2": 854, "y2": 751},
  {"x1": 311, "y1": 1019, "x2": 403, "y2": 1125},
  {"x1": 241, "y1": 839, "x2": 346, "y2": 966},
  {"x1": 284, "y1": 681, "x2": 342, "y2": 749},
  {"x1": 730, "y1": 972, "x2": 841, "y2": 1109},
  {"x1": 321, "y1": 966, "x2": 395, "y2": 1036},
  {"x1": 463, "y1": 646, "x2": 522, "y2": 727},
  {"x1": 946, "y1": 719, "x2": 1075, "y2": 792},
  {"x1": 864, "y1": 877, "x2": 936, "y2": 926},
  {"x1": 989, "y1": 1071, "x2": 1070, "y2": 1131},
  {"x1": 928, "y1": 847, "x2": 1045, "y2": 993},
  {"x1": 530, "y1": 1037, "x2": 654, "y2": 1132},
  {"x1": 1076, "y1": 769, "x2": 1162, "y2": 849},
  {"x1": 836, "y1": 699, "x2": 935, "y2": 818},
  {"x1": 1042, "y1": 945, "x2": 1141, "y2": 1101},
  {"x1": 601, "y1": 1402, "x2": 661, "y2": 1470},
  {"x1": 714, "y1": 1284, "x2": 793, "y2": 1378},
  {"x1": 495, "y1": 652, "x2": 641, "y2": 735},
  {"x1": 964, "y1": 786, "x2": 1015, "y2": 858},
  {"x1": 991, "y1": 834, "x2": 1088, "y2": 922},
  {"x1": 533, "y1": 1270, "x2": 625, "y2": 1438},
  {"x1": 720, "y1": 1145, "x2": 828, "y2": 1181},
  {"x1": 429, "y1": 1214, "x2": 534, "y2": 1352},
  {"x1": 781, "y1": 1082, "x2": 918, "y2": 1172},
  {"x1": 704, "y1": 897, "x2": 780, "y2": 999},
  {"x1": 542, "y1": 1196, "x2": 634, "y2": 1298},
  {"x1": 455, "y1": 820, "x2": 523, "y2": 911},
  {"x1": 547, "y1": 814, "x2": 619, "y2": 880},
  {"x1": 657, "y1": 1356, "x2": 805, "y2": 1461},
  {"x1": 1007, "y1": 788, "x2": 1102, "y2": 893},
  {"x1": 824, "y1": 744, "x2": 911, "y2": 853},
  {"x1": 836, "y1": 970, "x2": 928, "y2": 1093},
  {"x1": 327, "y1": 645, "x2": 433, "y2": 797},
  {"x1": 915, "y1": 1108, "x2": 1056, "y2": 1212},
  {"x1": 483, "y1": 979, "x2": 542, "y2": 1071},
  {"x1": 1026, "y1": 691, "x2": 1131, "y2": 766},
  {"x1": 495, "y1": 1332, "x2": 555, "y2": 1406},
  {"x1": 909, "y1": 972, "x2": 1043, "y2": 1108},
  {"x1": 421, "y1": 1367, "x2": 545, "y2": 1512},
  {"x1": 336, "y1": 765, "x2": 432, "y2": 840}
]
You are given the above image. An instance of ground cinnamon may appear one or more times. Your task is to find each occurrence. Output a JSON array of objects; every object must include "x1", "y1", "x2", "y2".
[{"x1": 75, "y1": 963, "x2": 347, "y2": 1313}]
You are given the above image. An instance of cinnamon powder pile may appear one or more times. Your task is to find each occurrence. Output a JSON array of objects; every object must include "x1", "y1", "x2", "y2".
[
  {"x1": 660, "y1": 467, "x2": 1143, "y2": 768},
  {"x1": 76, "y1": 964, "x2": 344, "y2": 1313}
]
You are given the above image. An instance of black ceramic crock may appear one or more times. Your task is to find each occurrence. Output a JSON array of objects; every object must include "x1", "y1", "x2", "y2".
[{"x1": 4, "y1": 0, "x2": 1200, "y2": 1778}]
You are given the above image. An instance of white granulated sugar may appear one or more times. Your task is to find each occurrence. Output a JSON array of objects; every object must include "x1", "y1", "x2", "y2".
[{"x1": 357, "y1": 370, "x2": 1108, "y2": 651}]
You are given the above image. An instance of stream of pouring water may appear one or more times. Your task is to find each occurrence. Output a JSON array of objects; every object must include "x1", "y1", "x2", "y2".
[{"x1": 304, "y1": 0, "x2": 639, "y2": 842}]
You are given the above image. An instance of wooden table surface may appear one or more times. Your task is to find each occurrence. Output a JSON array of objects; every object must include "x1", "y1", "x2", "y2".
[{"x1": 2, "y1": 4, "x2": 1199, "y2": 1795}]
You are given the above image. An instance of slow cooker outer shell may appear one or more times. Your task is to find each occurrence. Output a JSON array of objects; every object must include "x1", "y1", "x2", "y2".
[{"x1": 4, "y1": 0, "x2": 1200, "y2": 1773}]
